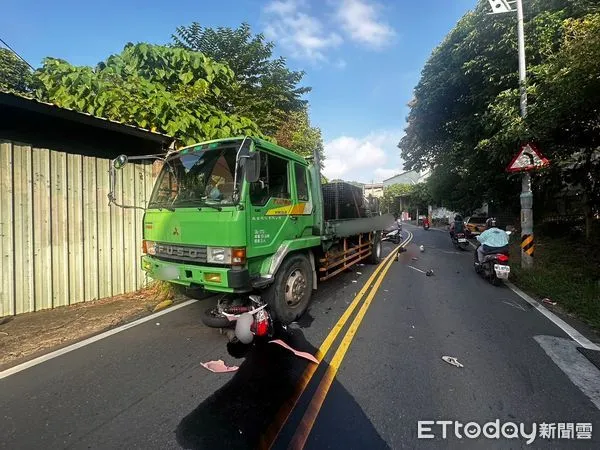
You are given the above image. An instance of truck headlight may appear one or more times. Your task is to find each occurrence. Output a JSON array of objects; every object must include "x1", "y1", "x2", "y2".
[{"x1": 207, "y1": 247, "x2": 232, "y2": 264}]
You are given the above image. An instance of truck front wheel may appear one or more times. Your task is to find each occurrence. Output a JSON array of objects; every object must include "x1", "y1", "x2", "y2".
[{"x1": 264, "y1": 253, "x2": 313, "y2": 324}]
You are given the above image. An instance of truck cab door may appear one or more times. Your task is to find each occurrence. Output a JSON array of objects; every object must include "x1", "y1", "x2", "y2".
[
  {"x1": 247, "y1": 150, "x2": 297, "y2": 257},
  {"x1": 290, "y1": 162, "x2": 314, "y2": 238}
]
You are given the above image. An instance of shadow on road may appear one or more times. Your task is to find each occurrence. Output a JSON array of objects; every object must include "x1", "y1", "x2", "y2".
[{"x1": 175, "y1": 325, "x2": 388, "y2": 449}]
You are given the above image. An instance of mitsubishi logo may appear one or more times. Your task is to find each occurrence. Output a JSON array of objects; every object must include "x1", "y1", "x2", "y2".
[{"x1": 173, "y1": 227, "x2": 180, "y2": 236}]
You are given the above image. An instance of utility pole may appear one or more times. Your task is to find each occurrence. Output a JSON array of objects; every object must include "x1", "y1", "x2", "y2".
[{"x1": 488, "y1": 0, "x2": 532, "y2": 269}]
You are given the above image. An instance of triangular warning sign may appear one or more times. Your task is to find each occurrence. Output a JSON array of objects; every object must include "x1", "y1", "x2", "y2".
[{"x1": 507, "y1": 143, "x2": 550, "y2": 173}]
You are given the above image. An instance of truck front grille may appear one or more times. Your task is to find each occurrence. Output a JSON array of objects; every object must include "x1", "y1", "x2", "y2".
[{"x1": 153, "y1": 243, "x2": 208, "y2": 264}]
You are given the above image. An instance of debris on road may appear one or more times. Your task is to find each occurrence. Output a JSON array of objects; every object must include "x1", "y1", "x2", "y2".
[
  {"x1": 356, "y1": 272, "x2": 362, "y2": 275},
  {"x1": 411, "y1": 257, "x2": 418, "y2": 261},
  {"x1": 152, "y1": 299, "x2": 173, "y2": 313},
  {"x1": 426, "y1": 269, "x2": 434, "y2": 277},
  {"x1": 155, "y1": 322, "x2": 160, "y2": 326},
  {"x1": 269, "y1": 339, "x2": 319, "y2": 364},
  {"x1": 201, "y1": 359, "x2": 239, "y2": 373},
  {"x1": 409, "y1": 336, "x2": 414, "y2": 339},
  {"x1": 352, "y1": 280, "x2": 358, "y2": 283},
  {"x1": 442, "y1": 356, "x2": 464, "y2": 368},
  {"x1": 542, "y1": 298, "x2": 557, "y2": 306},
  {"x1": 419, "y1": 245, "x2": 425, "y2": 252}
]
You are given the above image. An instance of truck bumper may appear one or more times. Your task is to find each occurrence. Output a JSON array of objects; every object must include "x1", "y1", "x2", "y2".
[{"x1": 141, "y1": 256, "x2": 251, "y2": 293}]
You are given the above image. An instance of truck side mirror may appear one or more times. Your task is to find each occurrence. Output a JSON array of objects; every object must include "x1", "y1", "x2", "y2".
[
  {"x1": 244, "y1": 152, "x2": 261, "y2": 183},
  {"x1": 113, "y1": 154, "x2": 128, "y2": 170}
]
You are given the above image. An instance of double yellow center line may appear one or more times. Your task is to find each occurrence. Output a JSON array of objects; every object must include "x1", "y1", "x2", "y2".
[{"x1": 261, "y1": 231, "x2": 413, "y2": 449}]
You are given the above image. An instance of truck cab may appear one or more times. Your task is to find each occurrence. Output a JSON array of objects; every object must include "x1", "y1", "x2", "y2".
[{"x1": 140, "y1": 137, "x2": 319, "y2": 296}]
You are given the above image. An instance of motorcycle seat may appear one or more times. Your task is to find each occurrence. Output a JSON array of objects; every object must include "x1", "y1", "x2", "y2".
[{"x1": 481, "y1": 244, "x2": 509, "y2": 255}]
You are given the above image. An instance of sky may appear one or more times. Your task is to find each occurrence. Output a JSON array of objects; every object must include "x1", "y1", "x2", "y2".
[{"x1": 2, "y1": 0, "x2": 478, "y2": 183}]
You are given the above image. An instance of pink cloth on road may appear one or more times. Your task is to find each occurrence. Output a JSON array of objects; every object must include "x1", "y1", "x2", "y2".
[
  {"x1": 201, "y1": 360, "x2": 239, "y2": 373},
  {"x1": 269, "y1": 339, "x2": 319, "y2": 364}
]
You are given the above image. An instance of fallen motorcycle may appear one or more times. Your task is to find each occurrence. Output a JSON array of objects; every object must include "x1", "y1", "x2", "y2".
[{"x1": 201, "y1": 295, "x2": 274, "y2": 343}]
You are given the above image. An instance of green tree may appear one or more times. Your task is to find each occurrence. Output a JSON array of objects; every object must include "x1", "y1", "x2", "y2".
[
  {"x1": 407, "y1": 182, "x2": 433, "y2": 212},
  {"x1": 399, "y1": 0, "x2": 600, "y2": 235},
  {"x1": 273, "y1": 109, "x2": 324, "y2": 163},
  {"x1": 0, "y1": 48, "x2": 33, "y2": 93},
  {"x1": 381, "y1": 184, "x2": 414, "y2": 214},
  {"x1": 173, "y1": 22, "x2": 310, "y2": 135},
  {"x1": 34, "y1": 43, "x2": 263, "y2": 146}
]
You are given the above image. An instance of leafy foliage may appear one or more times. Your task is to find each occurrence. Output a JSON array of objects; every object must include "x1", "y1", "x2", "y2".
[
  {"x1": 400, "y1": 0, "x2": 600, "y2": 235},
  {"x1": 381, "y1": 184, "x2": 414, "y2": 214},
  {"x1": 0, "y1": 48, "x2": 33, "y2": 93},
  {"x1": 34, "y1": 43, "x2": 263, "y2": 146},
  {"x1": 407, "y1": 182, "x2": 433, "y2": 213},
  {"x1": 173, "y1": 22, "x2": 310, "y2": 135},
  {"x1": 273, "y1": 109, "x2": 324, "y2": 164}
]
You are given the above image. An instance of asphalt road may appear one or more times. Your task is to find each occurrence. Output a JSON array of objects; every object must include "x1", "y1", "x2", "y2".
[{"x1": 2, "y1": 224, "x2": 600, "y2": 449}]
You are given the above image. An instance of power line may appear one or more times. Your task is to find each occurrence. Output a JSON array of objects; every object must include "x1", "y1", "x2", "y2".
[{"x1": 0, "y1": 37, "x2": 35, "y2": 71}]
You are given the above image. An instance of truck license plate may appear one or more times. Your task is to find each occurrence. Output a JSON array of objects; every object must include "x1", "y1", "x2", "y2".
[{"x1": 158, "y1": 266, "x2": 179, "y2": 280}]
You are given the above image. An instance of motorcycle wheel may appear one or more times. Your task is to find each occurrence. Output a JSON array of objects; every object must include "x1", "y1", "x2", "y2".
[
  {"x1": 201, "y1": 306, "x2": 231, "y2": 328},
  {"x1": 473, "y1": 250, "x2": 483, "y2": 274}
]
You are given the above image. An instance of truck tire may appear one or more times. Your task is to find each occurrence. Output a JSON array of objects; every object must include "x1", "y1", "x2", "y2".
[
  {"x1": 263, "y1": 253, "x2": 313, "y2": 324},
  {"x1": 367, "y1": 233, "x2": 382, "y2": 265}
]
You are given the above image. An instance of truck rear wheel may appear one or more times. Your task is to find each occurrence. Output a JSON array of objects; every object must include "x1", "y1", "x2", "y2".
[
  {"x1": 264, "y1": 253, "x2": 313, "y2": 324},
  {"x1": 367, "y1": 233, "x2": 382, "y2": 265}
]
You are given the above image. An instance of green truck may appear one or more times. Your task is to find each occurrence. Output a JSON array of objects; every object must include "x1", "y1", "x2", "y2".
[{"x1": 109, "y1": 137, "x2": 394, "y2": 325}]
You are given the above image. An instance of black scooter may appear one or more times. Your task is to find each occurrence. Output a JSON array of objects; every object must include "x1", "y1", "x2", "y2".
[
  {"x1": 451, "y1": 231, "x2": 469, "y2": 250},
  {"x1": 474, "y1": 243, "x2": 511, "y2": 286}
]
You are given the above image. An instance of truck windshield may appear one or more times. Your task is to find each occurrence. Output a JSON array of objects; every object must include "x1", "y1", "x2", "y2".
[{"x1": 148, "y1": 145, "x2": 240, "y2": 209}]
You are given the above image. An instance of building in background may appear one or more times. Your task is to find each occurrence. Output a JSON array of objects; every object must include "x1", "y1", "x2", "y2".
[
  {"x1": 363, "y1": 183, "x2": 384, "y2": 198},
  {"x1": 383, "y1": 169, "x2": 431, "y2": 187}
]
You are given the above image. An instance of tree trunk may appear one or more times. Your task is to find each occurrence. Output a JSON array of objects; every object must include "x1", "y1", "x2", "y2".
[{"x1": 583, "y1": 192, "x2": 592, "y2": 241}]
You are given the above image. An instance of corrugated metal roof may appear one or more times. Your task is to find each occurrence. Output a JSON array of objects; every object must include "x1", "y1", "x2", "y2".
[{"x1": 0, "y1": 90, "x2": 174, "y2": 145}]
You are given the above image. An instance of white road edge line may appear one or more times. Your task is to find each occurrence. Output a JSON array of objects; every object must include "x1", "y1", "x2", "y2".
[
  {"x1": 506, "y1": 282, "x2": 600, "y2": 351},
  {"x1": 0, "y1": 299, "x2": 199, "y2": 380}
]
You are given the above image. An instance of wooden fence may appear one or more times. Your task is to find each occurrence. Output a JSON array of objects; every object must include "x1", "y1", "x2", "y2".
[{"x1": 0, "y1": 140, "x2": 156, "y2": 317}]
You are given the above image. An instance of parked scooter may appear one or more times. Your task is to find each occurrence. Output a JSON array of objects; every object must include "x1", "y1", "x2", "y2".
[
  {"x1": 382, "y1": 222, "x2": 402, "y2": 244},
  {"x1": 473, "y1": 231, "x2": 512, "y2": 286}
]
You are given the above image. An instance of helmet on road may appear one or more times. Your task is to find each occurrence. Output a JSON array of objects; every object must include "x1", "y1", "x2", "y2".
[{"x1": 486, "y1": 217, "x2": 497, "y2": 228}]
